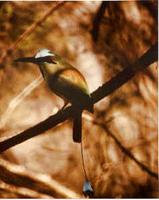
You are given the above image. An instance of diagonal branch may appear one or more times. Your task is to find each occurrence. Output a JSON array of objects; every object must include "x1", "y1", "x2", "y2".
[
  {"x1": 91, "y1": 42, "x2": 157, "y2": 102},
  {"x1": 0, "y1": 1, "x2": 65, "y2": 66},
  {"x1": 93, "y1": 119, "x2": 158, "y2": 179},
  {"x1": 0, "y1": 42, "x2": 157, "y2": 153}
]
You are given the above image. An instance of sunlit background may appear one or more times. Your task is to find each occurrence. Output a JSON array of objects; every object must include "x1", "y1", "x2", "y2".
[{"x1": 0, "y1": 1, "x2": 158, "y2": 198}]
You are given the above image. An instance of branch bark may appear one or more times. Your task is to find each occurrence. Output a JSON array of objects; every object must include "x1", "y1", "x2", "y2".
[
  {"x1": 0, "y1": 2, "x2": 65, "y2": 66},
  {"x1": 0, "y1": 42, "x2": 157, "y2": 153},
  {"x1": 91, "y1": 42, "x2": 157, "y2": 102}
]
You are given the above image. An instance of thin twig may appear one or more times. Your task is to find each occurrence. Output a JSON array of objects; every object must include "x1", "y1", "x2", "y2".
[
  {"x1": 0, "y1": 158, "x2": 81, "y2": 198},
  {"x1": 0, "y1": 2, "x2": 65, "y2": 65},
  {"x1": 0, "y1": 181, "x2": 52, "y2": 198},
  {"x1": 0, "y1": 75, "x2": 43, "y2": 129},
  {"x1": 0, "y1": 42, "x2": 157, "y2": 153},
  {"x1": 93, "y1": 119, "x2": 158, "y2": 179}
]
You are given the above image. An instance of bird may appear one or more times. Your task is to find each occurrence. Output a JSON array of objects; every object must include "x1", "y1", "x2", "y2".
[{"x1": 15, "y1": 49, "x2": 93, "y2": 143}]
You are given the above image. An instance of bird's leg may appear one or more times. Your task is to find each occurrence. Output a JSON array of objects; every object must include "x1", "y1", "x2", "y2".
[
  {"x1": 52, "y1": 100, "x2": 68, "y2": 115},
  {"x1": 61, "y1": 100, "x2": 69, "y2": 110}
]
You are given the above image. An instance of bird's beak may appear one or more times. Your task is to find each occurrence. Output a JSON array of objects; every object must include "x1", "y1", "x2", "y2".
[{"x1": 14, "y1": 56, "x2": 37, "y2": 64}]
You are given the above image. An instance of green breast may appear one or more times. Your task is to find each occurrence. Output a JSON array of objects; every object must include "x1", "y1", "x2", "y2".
[{"x1": 38, "y1": 61, "x2": 93, "y2": 111}]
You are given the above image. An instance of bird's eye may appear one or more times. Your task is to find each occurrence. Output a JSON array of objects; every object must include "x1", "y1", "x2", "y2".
[{"x1": 45, "y1": 56, "x2": 56, "y2": 64}]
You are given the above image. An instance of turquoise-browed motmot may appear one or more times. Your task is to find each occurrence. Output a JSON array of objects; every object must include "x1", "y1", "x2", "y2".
[{"x1": 15, "y1": 49, "x2": 93, "y2": 143}]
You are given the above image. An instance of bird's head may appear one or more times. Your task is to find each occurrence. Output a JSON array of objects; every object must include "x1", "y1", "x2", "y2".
[{"x1": 14, "y1": 49, "x2": 57, "y2": 64}]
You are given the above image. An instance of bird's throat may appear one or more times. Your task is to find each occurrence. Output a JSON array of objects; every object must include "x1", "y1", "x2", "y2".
[{"x1": 38, "y1": 62, "x2": 59, "y2": 81}]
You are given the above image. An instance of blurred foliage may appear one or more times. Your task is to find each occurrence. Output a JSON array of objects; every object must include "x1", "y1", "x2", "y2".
[{"x1": 0, "y1": 1, "x2": 158, "y2": 198}]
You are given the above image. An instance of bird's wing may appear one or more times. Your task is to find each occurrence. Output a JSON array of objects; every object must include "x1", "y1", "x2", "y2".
[{"x1": 58, "y1": 68, "x2": 90, "y2": 95}]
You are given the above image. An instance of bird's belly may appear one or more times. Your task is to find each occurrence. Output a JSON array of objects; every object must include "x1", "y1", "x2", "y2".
[{"x1": 47, "y1": 76, "x2": 93, "y2": 111}]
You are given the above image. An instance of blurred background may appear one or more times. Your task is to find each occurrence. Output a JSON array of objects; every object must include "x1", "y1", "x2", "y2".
[{"x1": 0, "y1": 1, "x2": 158, "y2": 198}]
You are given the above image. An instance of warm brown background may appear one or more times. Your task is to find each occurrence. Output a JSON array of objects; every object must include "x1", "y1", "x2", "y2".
[{"x1": 0, "y1": 1, "x2": 158, "y2": 198}]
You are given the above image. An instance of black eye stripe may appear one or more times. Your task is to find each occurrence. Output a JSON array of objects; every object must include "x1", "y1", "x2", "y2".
[{"x1": 36, "y1": 56, "x2": 56, "y2": 64}]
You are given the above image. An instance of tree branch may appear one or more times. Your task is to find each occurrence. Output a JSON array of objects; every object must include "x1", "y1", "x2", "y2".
[
  {"x1": 91, "y1": 42, "x2": 158, "y2": 102},
  {"x1": 0, "y1": 180, "x2": 52, "y2": 198},
  {"x1": 93, "y1": 120, "x2": 158, "y2": 179},
  {"x1": 91, "y1": 1, "x2": 109, "y2": 42},
  {"x1": 0, "y1": 1, "x2": 65, "y2": 66},
  {"x1": 0, "y1": 158, "x2": 81, "y2": 198},
  {"x1": 0, "y1": 42, "x2": 157, "y2": 153},
  {"x1": 141, "y1": 1, "x2": 158, "y2": 21}
]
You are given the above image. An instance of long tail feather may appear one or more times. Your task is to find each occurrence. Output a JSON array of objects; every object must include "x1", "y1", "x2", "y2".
[{"x1": 73, "y1": 112, "x2": 82, "y2": 143}]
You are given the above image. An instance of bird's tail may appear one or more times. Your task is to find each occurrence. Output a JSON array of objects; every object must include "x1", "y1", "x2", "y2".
[{"x1": 73, "y1": 111, "x2": 82, "y2": 143}]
